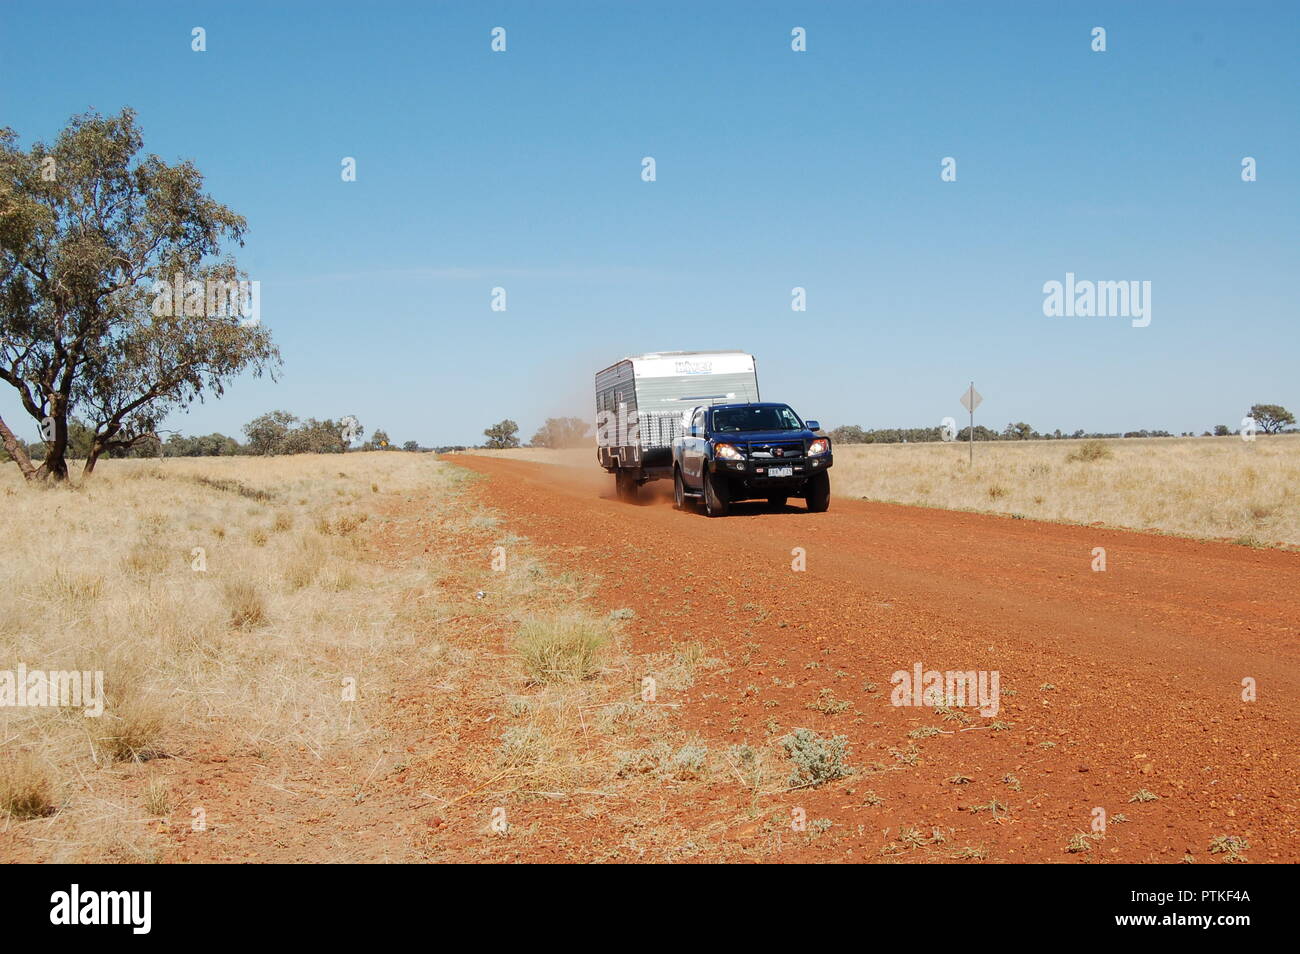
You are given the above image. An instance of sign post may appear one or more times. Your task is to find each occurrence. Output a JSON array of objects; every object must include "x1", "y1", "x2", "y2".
[{"x1": 959, "y1": 382, "x2": 982, "y2": 464}]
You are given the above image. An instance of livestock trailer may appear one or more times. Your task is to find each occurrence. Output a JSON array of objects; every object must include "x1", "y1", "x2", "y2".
[{"x1": 595, "y1": 350, "x2": 760, "y2": 500}]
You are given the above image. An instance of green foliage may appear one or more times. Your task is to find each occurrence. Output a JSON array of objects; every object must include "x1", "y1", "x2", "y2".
[
  {"x1": 483, "y1": 419, "x2": 520, "y2": 449},
  {"x1": 0, "y1": 109, "x2": 279, "y2": 479},
  {"x1": 242, "y1": 410, "x2": 355, "y2": 456},
  {"x1": 1249, "y1": 403, "x2": 1295, "y2": 434},
  {"x1": 1002, "y1": 421, "x2": 1036, "y2": 441}
]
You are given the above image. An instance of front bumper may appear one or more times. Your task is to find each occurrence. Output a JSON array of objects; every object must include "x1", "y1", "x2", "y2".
[{"x1": 708, "y1": 453, "x2": 833, "y2": 494}]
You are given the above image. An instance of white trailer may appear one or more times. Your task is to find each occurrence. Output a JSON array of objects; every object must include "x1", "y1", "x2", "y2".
[{"x1": 595, "y1": 350, "x2": 759, "y2": 500}]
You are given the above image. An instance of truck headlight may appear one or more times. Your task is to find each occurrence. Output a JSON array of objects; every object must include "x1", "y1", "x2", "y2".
[
  {"x1": 715, "y1": 443, "x2": 744, "y2": 460},
  {"x1": 808, "y1": 439, "x2": 830, "y2": 456}
]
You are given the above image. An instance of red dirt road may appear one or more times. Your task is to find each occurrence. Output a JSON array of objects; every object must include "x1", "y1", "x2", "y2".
[{"x1": 451, "y1": 454, "x2": 1300, "y2": 863}]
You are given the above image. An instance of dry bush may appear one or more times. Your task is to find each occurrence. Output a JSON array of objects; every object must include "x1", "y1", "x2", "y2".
[
  {"x1": 495, "y1": 725, "x2": 552, "y2": 769},
  {"x1": 223, "y1": 579, "x2": 268, "y2": 629},
  {"x1": 515, "y1": 615, "x2": 612, "y2": 684},
  {"x1": 1066, "y1": 439, "x2": 1112, "y2": 463},
  {"x1": 143, "y1": 777, "x2": 170, "y2": 816},
  {"x1": 0, "y1": 751, "x2": 58, "y2": 819},
  {"x1": 98, "y1": 692, "x2": 169, "y2": 762}
]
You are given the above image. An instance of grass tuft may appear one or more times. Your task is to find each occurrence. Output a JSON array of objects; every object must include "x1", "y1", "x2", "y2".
[
  {"x1": 0, "y1": 752, "x2": 58, "y2": 819},
  {"x1": 515, "y1": 615, "x2": 611, "y2": 684}
]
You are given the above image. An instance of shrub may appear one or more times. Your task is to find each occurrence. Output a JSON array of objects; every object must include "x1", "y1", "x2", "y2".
[
  {"x1": 495, "y1": 725, "x2": 549, "y2": 768},
  {"x1": 668, "y1": 741, "x2": 709, "y2": 780},
  {"x1": 1067, "y1": 440, "x2": 1112, "y2": 463},
  {"x1": 782, "y1": 728, "x2": 852, "y2": 787}
]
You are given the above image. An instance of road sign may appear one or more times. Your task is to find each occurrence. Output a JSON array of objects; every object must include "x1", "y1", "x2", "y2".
[{"x1": 960, "y1": 382, "x2": 981, "y2": 464}]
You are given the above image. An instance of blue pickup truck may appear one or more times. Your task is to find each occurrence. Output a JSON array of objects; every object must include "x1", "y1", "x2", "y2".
[{"x1": 671, "y1": 402, "x2": 832, "y2": 516}]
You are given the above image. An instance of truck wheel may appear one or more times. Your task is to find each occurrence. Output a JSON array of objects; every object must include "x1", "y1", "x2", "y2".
[
  {"x1": 703, "y1": 470, "x2": 730, "y2": 517},
  {"x1": 767, "y1": 495, "x2": 788, "y2": 509},
  {"x1": 805, "y1": 472, "x2": 830, "y2": 512},
  {"x1": 673, "y1": 468, "x2": 686, "y2": 510},
  {"x1": 616, "y1": 470, "x2": 638, "y2": 503}
]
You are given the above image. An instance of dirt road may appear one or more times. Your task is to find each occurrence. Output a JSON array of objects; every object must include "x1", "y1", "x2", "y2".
[{"x1": 450, "y1": 453, "x2": 1300, "y2": 862}]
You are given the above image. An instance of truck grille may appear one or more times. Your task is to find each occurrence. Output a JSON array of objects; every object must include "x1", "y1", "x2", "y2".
[{"x1": 745, "y1": 440, "x2": 804, "y2": 459}]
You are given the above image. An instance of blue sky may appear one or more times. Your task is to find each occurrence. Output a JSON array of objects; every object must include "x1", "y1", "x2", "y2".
[{"x1": 2, "y1": 0, "x2": 1297, "y2": 446}]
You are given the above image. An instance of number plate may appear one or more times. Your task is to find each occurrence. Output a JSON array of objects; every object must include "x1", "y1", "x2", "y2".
[{"x1": 769, "y1": 466, "x2": 793, "y2": 478}]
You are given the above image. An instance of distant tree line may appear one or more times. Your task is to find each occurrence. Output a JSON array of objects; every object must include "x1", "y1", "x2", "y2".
[
  {"x1": 8, "y1": 400, "x2": 1290, "y2": 465},
  {"x1": 0, "y1": 409, "x2": 451, "y2": 462},
  {"x1": 482, "y1": 417, "x2": 592, "y2": 450},
  {"x1": 830, "y1": 403, "x2": 1295, "y2": 444},
  {"x1": 828, "y1": 423, "x2": 1180, "y2": 444}
]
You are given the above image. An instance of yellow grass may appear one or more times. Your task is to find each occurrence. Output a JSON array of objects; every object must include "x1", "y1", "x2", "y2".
[
  {"x1": 0, "y1": 451, "x2": 462, "y2": 859},
  {"x1": 831, "y1": 434, "x2": 1300, "y2": 546}
]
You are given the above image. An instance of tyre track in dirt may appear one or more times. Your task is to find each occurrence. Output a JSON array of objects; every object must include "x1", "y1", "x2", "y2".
[{"x1": 449, "y1": 454, "x2": 1300, "y2": 862}]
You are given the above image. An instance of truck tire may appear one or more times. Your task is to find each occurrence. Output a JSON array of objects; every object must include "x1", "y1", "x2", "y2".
[
  {"x1": 673, "y1": 467, "x2": 686, "y2": 510},
  {"x1": 703, "y1": 469, "x2": 730, "y2": 517},
  {"x1": 805, "y1": 472, "x2": 830, "y2": 512},
  {"x1": 616, "y1": 470, "x2": 638, "y2": 503}
]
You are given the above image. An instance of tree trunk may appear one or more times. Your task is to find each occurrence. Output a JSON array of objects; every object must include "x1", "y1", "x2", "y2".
[
  {"x1": 0, "y1": 413, "x2": 38, "y2": 480},
  {"x1": 35, "y1": 397, "x2": 70, "y2": 481}
]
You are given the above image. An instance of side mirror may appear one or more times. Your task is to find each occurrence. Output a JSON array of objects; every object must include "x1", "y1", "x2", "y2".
[{"x1": 806, "y1": 420, "x2": 821, "y2": 432}]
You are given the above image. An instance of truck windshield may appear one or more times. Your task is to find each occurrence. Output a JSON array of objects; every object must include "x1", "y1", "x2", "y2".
[{"x1": 711, "y1": 405, "x2": 803, "y2": 432}]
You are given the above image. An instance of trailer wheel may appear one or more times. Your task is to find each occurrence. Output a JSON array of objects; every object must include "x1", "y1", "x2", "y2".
[
  {"x1": 673, "y1": 468, "x2": 686, "y2": 510},
  {"x1": 703, "y1": 470, "x2": 730, "y2": 517},
  {"x1": 805, "y1": 472, "x2": 830, "y2": 512}
]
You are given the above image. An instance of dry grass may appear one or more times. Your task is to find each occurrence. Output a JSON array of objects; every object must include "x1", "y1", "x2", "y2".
[
  {"x1": 0, "y1": 451, "x2": 461, "y2": 860},
  {"x1": 515, "y1": 615, "x2": 612, "y2": 684},
  {"x1": 223, "y1": 579, "x2": 268, "y2": 629},
  {"x1": 0, "y1": 750, "x2": 58, "y2": 819},
  {"x1": 832, "y1": 434, "x2": 1300, "y2": 546},
  {"x1": 143, "y1": 777, "x2": 170, "y2": 817}
]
